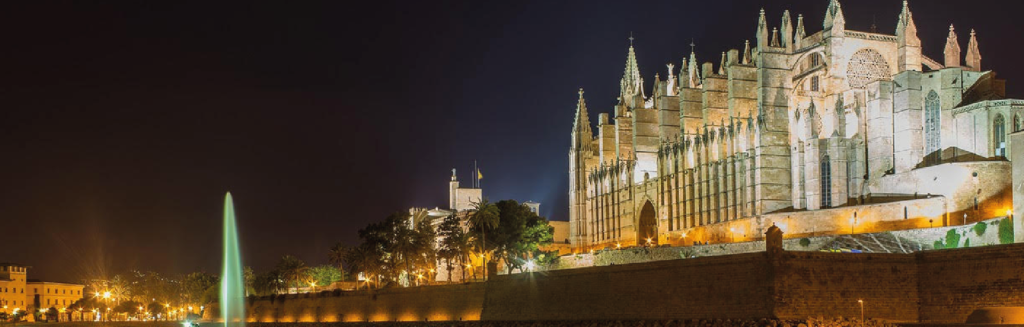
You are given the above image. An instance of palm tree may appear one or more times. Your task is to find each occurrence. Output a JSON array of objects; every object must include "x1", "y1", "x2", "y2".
[
  {"x1": 275, "y1": 255, "x2": 309, "y2": 292},
  {"x1": 327, "y1": 243, "x2": 348, "y2": 277},
  {"x1": 467, "y1": 199, "x2": 499, "y2": 279}
]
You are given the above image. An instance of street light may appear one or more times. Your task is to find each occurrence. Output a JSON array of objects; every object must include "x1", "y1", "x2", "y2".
[
  {"x1": 729, "y1": 228, "x2": 735, "y2": 243},
  {"x1": 858, "y1": 299, "x2": 864, "y2": 324}
]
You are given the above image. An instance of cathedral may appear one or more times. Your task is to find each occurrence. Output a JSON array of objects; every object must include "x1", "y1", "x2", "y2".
[{"x1": 569, "y1": 0, "x2": 1021, "y2": 250}]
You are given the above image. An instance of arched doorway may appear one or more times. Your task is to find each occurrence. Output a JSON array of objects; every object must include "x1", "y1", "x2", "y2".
[{"x1": 637, "y1": 201, "x2": 657, "y2": 246}]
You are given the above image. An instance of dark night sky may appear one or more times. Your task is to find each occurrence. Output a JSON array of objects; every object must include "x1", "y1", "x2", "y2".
[{"x1": 2, "y1": 0, "x2": 1022, "y2": 283}]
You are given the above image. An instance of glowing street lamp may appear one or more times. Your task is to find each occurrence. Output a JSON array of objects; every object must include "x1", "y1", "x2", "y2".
[
  {"x1": 729, "y1": 228, "x2": 736, "y2": 243},
  {"x1": 310, "y1": 281, "x2": 317, "y2": 293},
  {"x1": 858, "y1": 299, "x2": 864, "y2": 323},
  {"x1": 525, "y1": 260, "x2": 535, "y2": 272},
  {"x1": 615, "y1": 243, "x2": 621, "y2": 249}
]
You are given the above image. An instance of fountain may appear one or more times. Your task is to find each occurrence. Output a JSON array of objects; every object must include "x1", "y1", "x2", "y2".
[{"x1": 221, "y1": 193, "x2": 245, "y2": 327}]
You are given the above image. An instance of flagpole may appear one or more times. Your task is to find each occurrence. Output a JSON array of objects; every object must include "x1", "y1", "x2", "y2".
[{"x1": 474, "y1": 160, "x2": 478, "y2": 188}]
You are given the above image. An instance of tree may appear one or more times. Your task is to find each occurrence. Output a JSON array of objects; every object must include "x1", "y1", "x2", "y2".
[
  {"x1": 437, "y1": 213, "x2": 464, "y2": 283},
  {"x1": 251, "y1": 270, "x2": 283, "y2": 296},
  {"x1": 307, "y1": 265, "x2": 342, "y2": 289},
  {"x1": 147, "y1": 302, "x2": 166, "y2": 320},
  {"x1": 243, "y1": 266, "x2": 256, "y2": 296},
  {"x1": 180, "y1": 272, "x2": 217, "y2": 309},
  {"x1": 45, "y1": 307, "x2": 59, "y2": 322},
  {"x1": 327, "y1": 242, "x2": 348, "y2": 275},
  {"x1": 467, "y1": 199, "x2": 499, "y2": 278},
  {"x1": 490, "y1": 200, "x2": 553, "y2": 273},
  {"x1": 275, "y1": 255, "x2": 310, "y2": 292},
  {"x1": 343, "y1": 244, "x2": 382, "y2": 290}
]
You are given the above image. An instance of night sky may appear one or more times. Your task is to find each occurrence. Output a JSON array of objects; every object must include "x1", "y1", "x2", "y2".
[{"x1": 3, "y1": 0, "x2": 1022, "y2": 283}]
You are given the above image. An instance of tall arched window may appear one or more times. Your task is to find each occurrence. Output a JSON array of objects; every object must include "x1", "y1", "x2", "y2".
[
  {"x1": 994, "y1": 114, "x2": 1007, "y2": 157},
  {"x1": 1015, "y1": 114, "x2": 1021, "y2": 132},
  {"x1": 925, "y1": 91, "x2": 941, "y2": 164},
  {"x1": 821, "y1": 155, "x2": 832, "y2": 208}
]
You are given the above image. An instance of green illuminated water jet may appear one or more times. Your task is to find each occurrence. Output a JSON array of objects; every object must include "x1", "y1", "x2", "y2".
[{"x1": 221, "y1": 193, "x2": 244, "y2": 327}]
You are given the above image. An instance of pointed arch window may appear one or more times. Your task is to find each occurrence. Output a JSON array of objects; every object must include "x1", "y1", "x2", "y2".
[
  {"x1": 925, "y1": 91, "x2": 941, "y2": 165},
  {"x1": 821, "y1": 155, "x2": 832, "y2": 209},
  {"x1": 1014, "y1": 113, "x2": 1021, "y2": 132},
  {"x1": 994, "y1": 114, "x2": 1007, "y2": 157}
]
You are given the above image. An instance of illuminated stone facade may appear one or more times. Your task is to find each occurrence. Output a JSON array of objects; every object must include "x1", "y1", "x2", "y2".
[
  {"x1": 0, "y1": 263, "x2": 84, "y2": 318},
  {"x1": 569, "y1": 0, "x2": 1021, "y2": 249}
]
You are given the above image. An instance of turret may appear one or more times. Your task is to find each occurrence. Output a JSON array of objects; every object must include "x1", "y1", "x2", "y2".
[
  {"x1": 688, "y1": 50, "x2": 700, "y2": 88},
  {"x1": 756, "y1": 8, "x2": 768, "y2": 50},
  {"x1": 572, "y1": 88, "x2": 593, "y2": 151},
  {"x1": 742, "y1": 40, "x2": 751, "y2": 65},
  {"x1": 781, "y1": 10, "x2": 794, "y2": 51},
  {"x1": 619, "y1": 38, "x2": 645, "y2": 108},
  {"x1": 944, "y1": 24, "x2": 961, "y2": 67},
  {"x1": 794, "y1": 14, "x2": 806, "y2": 49},
  {"x1": 895, "y1": 0, "x2": 921, "y2": 72},
  {"x1": 966, "y1": 29, "x2": 982, "y2": 71},
  {"x1": 718, "y1": 52, "x2": 727, "y2": 74},
  {"x1": 770, "y1": 27, "x2": 780, "y2": 47},
  {"x1": 823, "y1": 0, "x2": 844, "y2": 37},
  {"x1": 679, "y1": 58, "x2": 689, "y2": 88}
]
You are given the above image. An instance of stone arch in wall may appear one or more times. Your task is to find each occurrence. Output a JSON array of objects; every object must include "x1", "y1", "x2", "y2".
[{"x1": 637, "y1": 200, "x2": 657, "y2": 246}]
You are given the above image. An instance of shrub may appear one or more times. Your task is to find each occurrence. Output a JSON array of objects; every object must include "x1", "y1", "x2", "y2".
[
  {"x1": 933, "y1": 240, "x2": 944, "y2": 249},
  {"x1": 964, "y1": 238, "x2": 971, "y2": 248},
  {"x1": 999, "y1": 218, "x2": 1014, "y2": 244},
  {"x1": 973, "y1": 222, "x2": 988, "y2": 236},
  {"x1": 944, "y1": 229, "x2": 961, "y2": 249},
  {"x1": 799, "y1": 238, "x2": 811, "y2": 247}
]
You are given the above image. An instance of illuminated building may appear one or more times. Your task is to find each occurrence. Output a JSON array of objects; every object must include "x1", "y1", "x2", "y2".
[{"x1": 569, "y1": 0, "x2": 1018, "y2": 249}]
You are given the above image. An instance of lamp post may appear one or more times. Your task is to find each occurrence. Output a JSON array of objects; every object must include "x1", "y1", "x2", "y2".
[
  {"x1": 729, "y1": 228, "x2": 735, "y2": 243},
  {"x1": 858, "y1": 299, "x2": 864, "y2": 325}
]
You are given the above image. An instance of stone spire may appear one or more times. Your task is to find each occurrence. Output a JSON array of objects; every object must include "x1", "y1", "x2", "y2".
[
  {"x1": 770, "y1": 27, "x2": 780, "y2": 47},
  {"x1": 794, "y1": 14, "x2": 806, "y2": 49},
  {"x1": 781, "y1": 10, "x2": 794, "y2": 51},
  {"x1": 823, "y1": 0, "x2": 844, "y2": 37},
  {"x1": 742, "y1": 40, "x2": 751, "y2": 64},
  {"x1": 944, "y1": 24, "x2": 961, "y2": 67},
  {"x1": 619, "y1": 38, "x2": 645, "y2": 107},
  {"x1": 688, "y1": 48, "x2": 700, "y2": 88},
  {"x1": 966, "y1": 29, "x2": 982, "y2": 71},
  {"x1": 679, "y1": 57, "x2": 689, "y2": 88},
  {"x1": 756, "y1": 8, "x2": 768, "y2": 50},
  {"x1": 807, "y1": 101, "x2": 820, "y2": 138},
  {"x1": 896, "y1": 0, "x2": 921, "y2": 72},
  {"x1": 719, "y1": 52, "x2": 727, "y2": 75},
  {"x1": 572, "y1": 88, "x2": 592, "y2": 151}
]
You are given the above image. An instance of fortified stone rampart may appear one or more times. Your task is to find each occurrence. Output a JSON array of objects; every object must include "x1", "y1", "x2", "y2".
[{"x1": 234, "y1": 243, "x2": 1024, "y2": 324}]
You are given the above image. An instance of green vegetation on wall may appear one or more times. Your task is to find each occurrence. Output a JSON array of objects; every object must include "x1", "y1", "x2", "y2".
[
  {"x1": 945, "y1": 229, "x2": 961, "y2": 249},
  {"x1": 973, "y1": 222, "x2": 987, "y2": 236},
  {"x1": 799, "y1": 238, "x2": 810, "y2": 247},
  {"x1": 999, "y1": 218, "x2": 1014, "y2": 244}
]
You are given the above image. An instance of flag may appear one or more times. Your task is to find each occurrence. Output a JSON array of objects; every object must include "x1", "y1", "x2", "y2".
[{"x1": 477, "y1": 169, "x2": 483, "y2": 180}]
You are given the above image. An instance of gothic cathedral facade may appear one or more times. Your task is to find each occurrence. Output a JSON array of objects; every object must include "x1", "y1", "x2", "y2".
[{"x1": 569, "y1": 0, "x2": 1022, "y2": 250}]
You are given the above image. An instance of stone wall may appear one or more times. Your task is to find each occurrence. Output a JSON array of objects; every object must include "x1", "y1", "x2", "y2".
[
  {"x1": 482, "y1": 253, "x2": 773, "y2": 321},
  {"x1": 245, "y1": 283, "x2": 485, "y2": 323},
  {"x1": 236, "y1": 243, "x2": 1024, "y2": 324},
  {"x1": 773, "y1": 252, "x2": 919, "y2": 321},
  {"x1": 916, "y1": 243, "x2": 1024, "y2": 323}
]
